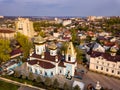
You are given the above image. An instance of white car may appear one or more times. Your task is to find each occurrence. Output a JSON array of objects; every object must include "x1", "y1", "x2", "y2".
[{"x1": 7, "y1": 70, "x2": 14, "y2": 75}]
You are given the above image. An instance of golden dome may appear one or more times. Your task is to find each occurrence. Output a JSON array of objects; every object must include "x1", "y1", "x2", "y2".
[{"x1": 34, "y1": 35, "x2": 46, "y2": 44}]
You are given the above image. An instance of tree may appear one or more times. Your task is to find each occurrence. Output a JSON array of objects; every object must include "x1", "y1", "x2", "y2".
[
  {"x1": 73, "y1": 85, "x2": 80, "y2": 90},
  {"x1": 14, "y1": 70, "x2": 21, "y2": 78},
  {"x1": 0, "y1": 39, "x2": 11, "y2": 63},
  {"x1": 60, "y1": 42, "x2": 68, "y2": 54},
  {"x1": 75, "y1": 47, "x2": 83, "y2": 64},
  {"x1": 44, "y1": 77, "x2": 52, "y2": 87},
  {"x1": 63, "y1": 82, "x2": 69, "y2": 90},
  {"x1": 36, "y1": 76, "x2": 43, "y2": 83},
  {"x1": 39, "y1": 30, "x2": 46, "y2": 38},
  {"x1": 28, "y1": 72, "x2": 34, "y2": 81},
  {"x1": 53, "y1": 78, "x2": 59, "y2": 88},
  {"x1": 15, "y1": 33, "x2": 33, "y2": 61}
]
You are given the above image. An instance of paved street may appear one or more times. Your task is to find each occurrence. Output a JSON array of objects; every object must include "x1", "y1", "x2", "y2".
[{"x1": 76, "y1": 64, "x2": 120, "y2": 90}]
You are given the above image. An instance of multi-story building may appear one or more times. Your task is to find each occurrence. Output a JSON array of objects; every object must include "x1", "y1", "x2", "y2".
[{"x1": 15, "y1": 18, "x2": 34, "y2": 38}]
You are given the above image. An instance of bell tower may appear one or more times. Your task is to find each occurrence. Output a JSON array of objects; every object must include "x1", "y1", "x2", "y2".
[
  {"x1": 34, "y1": 35, "x2": 46, "y2": 55},
  {"x1": 66, "y1": 41, "x2": 76, "y2": 62}
]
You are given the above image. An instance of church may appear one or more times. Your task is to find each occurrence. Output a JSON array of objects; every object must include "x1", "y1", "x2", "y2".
[{"x1": 26, "y1": 35, "x2": 77, "y2": 77}]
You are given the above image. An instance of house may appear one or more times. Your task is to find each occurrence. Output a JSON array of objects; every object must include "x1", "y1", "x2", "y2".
[
  {"x1": 26, "y1": 35, "x2": 77, "y2": 77},
  {"x1": 0, "y1": 29, "x2": 16, "y2": 40}
]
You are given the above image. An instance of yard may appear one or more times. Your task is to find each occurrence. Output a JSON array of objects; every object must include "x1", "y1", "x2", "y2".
[{"x1": 0, "y1": 80, "x2": 19, "y2": 90}]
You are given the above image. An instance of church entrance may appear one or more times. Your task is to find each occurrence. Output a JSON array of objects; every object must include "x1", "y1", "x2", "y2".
[{"x1": 66, "y1": 71, "x2": 72, "y2": 80}]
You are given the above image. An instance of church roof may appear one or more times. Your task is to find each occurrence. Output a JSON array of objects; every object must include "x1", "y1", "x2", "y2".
[
  {"x1": 34, "y1": 35, "x2": 46, "y2": 44},
  {"x1": 58, "y1": 61, "x2": 66, "y2": 67},
  {"x1": 66, "y1": 42, "x2": 76, "y2": 56},
  {"x1": 31, "y1": 52, "x2": 63, "y2": 62},
  {"x1": 28, "y1": 60, "x2": 55, "y2": 69},
  {"x1": 48, "y1": 42, "x2": 57, "y2": 50}
]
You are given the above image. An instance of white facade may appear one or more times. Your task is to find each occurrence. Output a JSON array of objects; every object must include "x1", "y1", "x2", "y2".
[
  {"x1": 16, "y1": 18, "x2": 34, "y2": 38},
  {"x1": 89, "y1": 56, "x2": 120, "y2": 77},
  {"x1": 27, "y1": 41, "x2": 77, "y2": 77},
  {"x1": 35, "y1": 44, "x2": 45, "y2": 55}
]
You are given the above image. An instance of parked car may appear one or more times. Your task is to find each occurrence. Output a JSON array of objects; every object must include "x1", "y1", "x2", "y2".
[{"x1": 6, "y1": 70, "x2": 14, "y2": 75}]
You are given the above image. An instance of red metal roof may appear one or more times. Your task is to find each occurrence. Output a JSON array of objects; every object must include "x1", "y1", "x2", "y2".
[{"x1": 28, "y1": 60, "x2": 55, "y2": 69}]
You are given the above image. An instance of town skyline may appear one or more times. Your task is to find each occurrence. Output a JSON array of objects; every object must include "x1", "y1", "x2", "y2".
[{"x1": 0, "y1": 0, "x2": 120, "y2": 16}]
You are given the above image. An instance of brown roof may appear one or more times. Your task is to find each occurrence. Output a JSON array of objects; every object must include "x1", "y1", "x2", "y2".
[
  {"x1": 10, "y1": 48, "x2": 22, "y2": 56},
  {"x1": 28, "y1": 60, "x2": 55, "y2": 69},
  {"x1": 31, "y1": 52, "x2": 63, "y2": 62},
  {"x1": 0, "y1": 29, "x2": 15, "y2": 33},
  {"x1": 58, "y1": 61, "x2": 66, "y2": 67},
  {"x1": 88, "y1": 51, "x2": 120, "y2": 62}
]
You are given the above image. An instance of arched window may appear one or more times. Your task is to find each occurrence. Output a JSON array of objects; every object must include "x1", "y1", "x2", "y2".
[
  {"x1": 45, "y1": 72, "x2": 47, "y2": 76},
  {"x1": 51, "y1": 72, "x2": 53, "y2": 76},
  {"x1": 68, "y1": 55, "x2": 71, "y2": 61}
]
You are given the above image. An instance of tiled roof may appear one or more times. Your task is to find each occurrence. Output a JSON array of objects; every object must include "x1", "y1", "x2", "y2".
[
  {"x1": 28, "y1": 60, "x2": 55, "y2": 69},
  {"x1": 0, "y1": 29, "x2": 15, "y2": 33},
  {"x1": 88, "y1": 51, "x2": 120, "y2": 62},
  {"x1": 10, "y1": 48, "x2": 22, "y2": 56},
  {"x1": 58, "y1": 61, "x2": 66, "y2": 67},
  {"x1": 31, "y1": 52, "x2": 63, "y2": 62}
]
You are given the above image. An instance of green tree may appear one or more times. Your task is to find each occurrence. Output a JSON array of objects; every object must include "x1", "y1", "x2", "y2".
[
  {"x1": 75, "y1": 47, "x2": 83, "y2": 64},
  {"x1": 53, "y1": 78, "x2": 59, "y2": 88},
  {"x1": 15, "y1": 33, "x2": 33, "y2": 61},
  {"x1": 61, "y1": 42, "x2": 68, "y2": 54},
  {"x1": 28, "y1": 72, "x2": 34, "y2": 81},
  {"x1": 0, "y1": 39, "x2": 11, "y2": 63},
  {"x1": 36, "y1": 76, "x2": 43, "y2": 83},
  {"x1": 39, "y1": 30, "x2": 46, "y2": 38},
  {"x1": 73, "y1": 85, "x2": 80, "y2": 90},
  {"x1": 44, "y1": 77, "x2": 52, "y2": 87},
  {"x1": 63, "y1": 82, "x2": 69, "y2": 90}
]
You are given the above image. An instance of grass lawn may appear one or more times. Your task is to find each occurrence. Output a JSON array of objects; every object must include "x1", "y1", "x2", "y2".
[{"x1": 0, "y1": 80, "x2": 19, "y2": 90}]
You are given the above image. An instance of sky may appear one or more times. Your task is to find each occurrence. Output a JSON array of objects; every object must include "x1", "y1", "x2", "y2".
[{"x1": 0, "y1": 0, "x2": 120, "y2": 16}]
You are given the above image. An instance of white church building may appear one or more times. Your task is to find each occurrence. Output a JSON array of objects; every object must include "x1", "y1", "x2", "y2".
[{"x1": 26, "y1": 35, "x2": 77, "y2": 77}]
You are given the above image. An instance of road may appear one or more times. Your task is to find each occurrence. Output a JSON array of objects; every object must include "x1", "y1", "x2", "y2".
[{"x1": 0, "y1": 77, "x2": 45, "y2": 90}]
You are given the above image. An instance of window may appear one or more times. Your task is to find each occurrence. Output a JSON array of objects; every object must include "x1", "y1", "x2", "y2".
[
  {"x1": 113, "y1": 64, "x2": 115, "y2": 67},
  {"x1": 68, "y1": 55, "x2": 71, "y2": 61},
  {"x1": 35, "y1": 69, "x2": 37, "y2": 74},
  {"x1": 51, "y1": 72, "x2": 53, "y2": 76},
  {"x1": 112, "y1": 70, "x2": 114, "y2": 73},
  {"x1": 102, "y1": 62, "x2": 104, "y2": 65},
  {"x1": 118, "y1": 71, "x2": 120, "y2": 75},
  {"x1": 106, "y1": 69, "x2": 108, "y2": 72},
  {"x1": 101, "y1": 67, "x2": 103, "y2": 70},
  {"x1": 60, "y1": 70, "x2": 62, "y2": 73},
  {"x1": 96, "y1": 66, "x2": 98, "y2": 69},
  {"x1": 37, "y1": 48, "x2": 39, "y2": 52},
  {"x1": 97, "y1": 61, "x2": 99, "y2": 63},
  {"x1": 45, "y1": 72, "x2": 47, "y2": 76},
  {"x1": 107, "y1": 63, "x2": 109, "y2": 66},
  {"x1": 29, "y1": 67, "x2": 32, "y2": 72},
  {"x1": 119, "y1": 66, "x2": 120, "y2": 68}
]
